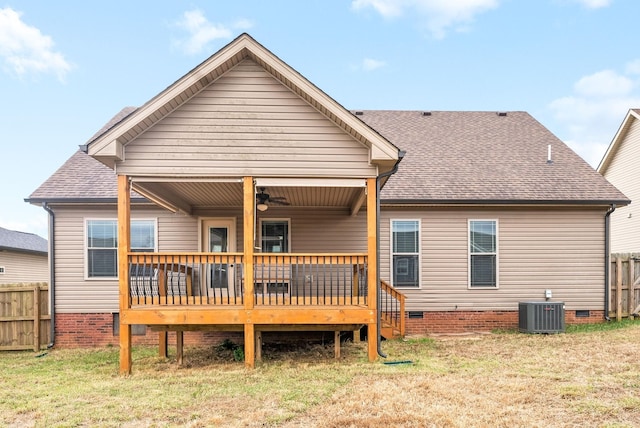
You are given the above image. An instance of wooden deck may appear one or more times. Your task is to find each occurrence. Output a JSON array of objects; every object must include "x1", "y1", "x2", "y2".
[{"x1": 116, "y1": 176, "x2": 384, "y2": 372}]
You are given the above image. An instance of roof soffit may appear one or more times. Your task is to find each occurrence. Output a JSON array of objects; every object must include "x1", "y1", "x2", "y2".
[{"x1": 87, "y1": 33, "x2": 399, "y2": 168}]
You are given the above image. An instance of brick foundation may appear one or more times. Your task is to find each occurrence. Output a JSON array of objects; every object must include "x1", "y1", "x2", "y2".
[
  {"x1": 54, "y1": 313, "x2": 242, "y2": 348},
  {"x1": 405, "y1": 309, "x2": 606, "y2": 335},
  {"x1": 53, "y1": 309, "x2": 607, "y2": 347}
]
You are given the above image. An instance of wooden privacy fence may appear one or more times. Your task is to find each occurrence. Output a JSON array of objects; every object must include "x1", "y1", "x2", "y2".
[
  {"x1": 0, "y1": 283, "x2": 50, "y2": 351},
  {"x1": 609, "y1": 254, "x2": 640, "y2": 321}
]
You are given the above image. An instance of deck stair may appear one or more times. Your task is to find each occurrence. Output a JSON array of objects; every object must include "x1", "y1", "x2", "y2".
[{"x1": 380, "y1": 280, "x2": 406, "y2": 339}]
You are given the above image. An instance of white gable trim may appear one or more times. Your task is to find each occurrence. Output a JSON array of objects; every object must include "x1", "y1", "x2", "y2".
[{"x1": 598, "y1": 109, "x2": 640, "y2": 174}]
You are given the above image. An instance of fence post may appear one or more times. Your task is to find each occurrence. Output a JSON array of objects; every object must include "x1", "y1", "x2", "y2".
[
  {"x1": 33, "y1": 284, "x2": 40, "y2": 352},
  {"x1": 629, "y1": 258, "x2": 635, "y2": 319},
  {"x1": 616, "y1": 257, "x2": 623, "y2": 321}
]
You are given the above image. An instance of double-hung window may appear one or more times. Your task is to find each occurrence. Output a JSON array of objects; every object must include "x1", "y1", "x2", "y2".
[
  {"x1": 469, "y1": 220, "x2": 498, "y2": 288},
  {"x1": 86, "y1": 219, "x2": 156, "y2": 279},
  {"x1": 391, "y1": 220, "x2": 420, "y2": 288}
]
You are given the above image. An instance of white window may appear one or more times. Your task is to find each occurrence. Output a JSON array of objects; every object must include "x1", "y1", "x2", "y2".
[
  {"x1": 86, "y1": 219, "x2": 156, "y2": 279},
  {"x1": 0, "y1": 266, "x2": 4, "y2": 274},
  {"x1": 469, "y1": 220, "x2": 498, "y2": 288},
  {"x1": 260, "y1": 219, "x2": 290, "y2": 253},
  {"x1": 391, "y1": 220, "x2": 420, "y2": 288}
]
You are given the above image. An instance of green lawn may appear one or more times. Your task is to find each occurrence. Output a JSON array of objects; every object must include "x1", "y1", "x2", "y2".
[{"x1": 1, "y1": 321, "x2": 639, "y2": 427}]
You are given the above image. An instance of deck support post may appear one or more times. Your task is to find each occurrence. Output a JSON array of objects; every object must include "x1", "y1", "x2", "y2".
[
  {"x1": 366, "y1": 177, "x2": 378, "y2": 362},
  {"x1": 159, "y1": 332, "x2": 168, "y2": 358},
  {"x1": 117, "y1": 175, "x2": 132, "y2": 375},
  {"x1": 244, "y1": 324, "x2": 255, "y2": 368},
  {"x1": 176, "y1": 331, "x2": 184, "y2": 365},
  {"x1": 243, "y1": 176, "x2": 256, "y2": 368},
  {"x1": 255, "y1": 331, "x2": 262, "y2": 362},
  {"x1": 334, "y1": 331, "x2": 341, "y2": 359}
]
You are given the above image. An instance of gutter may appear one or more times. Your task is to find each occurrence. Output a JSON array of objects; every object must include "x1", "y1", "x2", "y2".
[
  {"x1": 375, "y1": 151, "x2": 405, "y2": 358},
  {"x1": 381, "y1": 199, "x2": 631, "y2": 206},
  {"x1": 604, "y1": 204, "x2": 616, "y2": 321},
  {"x1": 42, "y1": 203, "x2": 56, "y2": 348}
]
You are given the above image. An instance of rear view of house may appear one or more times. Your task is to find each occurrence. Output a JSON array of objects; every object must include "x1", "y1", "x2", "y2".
[{"x1": 28, "y1": 34, "x2": 628, "y2": 372}]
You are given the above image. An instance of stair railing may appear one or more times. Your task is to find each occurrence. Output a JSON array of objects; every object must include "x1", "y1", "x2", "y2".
[{"x1": 380, "y1": 280, "x2": 406, "y2": 337}]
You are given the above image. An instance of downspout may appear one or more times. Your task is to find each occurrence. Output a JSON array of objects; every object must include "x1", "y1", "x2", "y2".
[
  {"x1": 42, "y1": 203, "x2": 56, "y2": 348},
  {"x1": 376, "y1": 150, "x2": 405, "y2": 358},
  {"x1": 604, "y1": 204, "x2": 616, "y2": 321}
]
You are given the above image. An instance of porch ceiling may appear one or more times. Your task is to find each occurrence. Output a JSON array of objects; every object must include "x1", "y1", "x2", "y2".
[{"x1": 131, "y1": 180, "x2": 368, "y2": 214}]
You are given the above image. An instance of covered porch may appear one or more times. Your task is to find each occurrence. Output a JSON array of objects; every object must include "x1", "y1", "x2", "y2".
[{"x1": 117, "y1": 176, "x2": 391, "y2": 371}]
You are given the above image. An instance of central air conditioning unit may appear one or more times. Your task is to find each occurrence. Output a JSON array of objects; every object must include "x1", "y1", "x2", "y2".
[{"x1": 518, "y1": 302, "x2": 565, "y2": 334}]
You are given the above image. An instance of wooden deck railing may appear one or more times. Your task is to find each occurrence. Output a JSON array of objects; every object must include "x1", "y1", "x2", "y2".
[
  {"x1": 127, "y1": 253, "x2": 368, "y2": 307},
  {"x1": 380, "y1": 280, "x2": 406, "y2": 337}
]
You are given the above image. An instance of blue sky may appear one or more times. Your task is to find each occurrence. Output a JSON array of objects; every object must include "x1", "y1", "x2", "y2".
[{"x1": 2, "y1": 0, "x2": 639, "y2": 238}]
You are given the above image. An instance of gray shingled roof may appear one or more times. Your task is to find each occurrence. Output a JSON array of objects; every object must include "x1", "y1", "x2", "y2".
[
  {"x1": 0, "y1": 227, "x2": 48, "y2": 254},
  {"x1": 28, "y1": 149, "x2": 120, "y2": 201},
  {"x1": 28, "y1": 110, "x2": 629, "y2": 205},
  {"x1": 29, "y1": 107, "x2": 140, "y2": 202},
  {"x1": 355, "y1": 111, "x2": 628, "y2": 204}
]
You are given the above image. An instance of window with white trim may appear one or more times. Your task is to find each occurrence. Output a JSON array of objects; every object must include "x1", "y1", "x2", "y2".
[
  {"x1": 86, "y1": 219, "x2": 156, "y2": 278},
  {"x1": 391, "y1": 220, "x2": 420, "y2": 288},
  {"x1": 469, "y1": 220, "x2": 498, "y2": 288},
  {"x1": 0, "y1": 266, "x2": 4, "y2": 274}
]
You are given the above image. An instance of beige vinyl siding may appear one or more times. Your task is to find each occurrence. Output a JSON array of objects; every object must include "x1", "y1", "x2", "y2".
[
  {"x1": 54, "y1": 206, "x2": 366, "y2": 313},
  {"x1": 53, "y1": 205, "x2": 200, "y2": 313},
  {"x1": 381, "y1": 207, "x2": 606, "y2": 312},
  {"x1": 118, "y1": 59, "x2": 376, "y2": 178},
  {"x1": 604, "y1": 118, "x2": 640, "y2": 252},
  {"x1": 287, "y1": 208, "x2": 366, "y2": 252},
  {"x1": 0, "y1": 251, "x2": 48, "y2": 284}
]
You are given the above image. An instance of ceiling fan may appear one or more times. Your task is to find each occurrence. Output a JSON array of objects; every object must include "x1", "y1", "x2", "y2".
[{"x1": 256, "y1": 187, "x2": 290, "y2": 211}]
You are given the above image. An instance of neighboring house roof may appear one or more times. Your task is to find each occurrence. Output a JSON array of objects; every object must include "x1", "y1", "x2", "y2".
[
  {"x1": 28, "y1": 110, "x2": 629, "y2": 206},
  {"x1": 0, "y1": 227, "x2": 47, "y2": 255},
  {"x1": 355, "y1": 110, "x2": 629, "y2": 204},
  {"x1": 598, "y1": 108, "x2": 640, "y2": 174}
]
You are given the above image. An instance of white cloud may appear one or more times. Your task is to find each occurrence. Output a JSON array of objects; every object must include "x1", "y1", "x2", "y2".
[
  {"x1": 362, "y1": 58, "x2": 386, "y2": 71},
  {"x1": 173, "y1": 10, "x2": 253, "y2": 55},
  {"x1": 571, "y1": 0, "x2": 612, "y2": 9},
  {"x1": 352, "y1": 0, "x2": 405, "y2": 17},
  {"x1": 0, "y1": 7, "x2": 72, "y2": 81},
  {"x1": 549, "y1": 66, "x2": 640, "y2": 167},
  {"x1": 574, "y1": 70, "x2": 634, "y2": 97},
  {"x1": 351, "y1": 0, "x2": 499, "y2": 39}
]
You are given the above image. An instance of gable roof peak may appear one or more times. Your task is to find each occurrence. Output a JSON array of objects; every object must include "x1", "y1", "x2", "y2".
[{"x1": 85, "y1": 33, "x2": 399, "y2": 170}]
